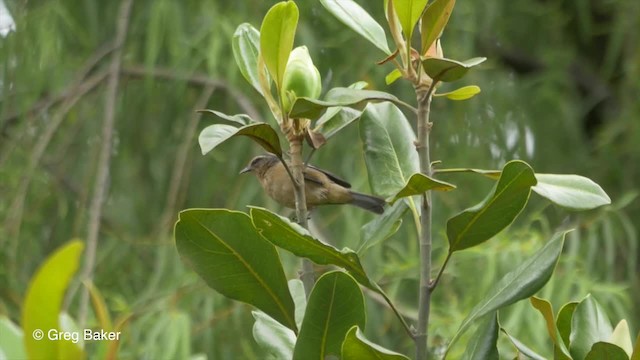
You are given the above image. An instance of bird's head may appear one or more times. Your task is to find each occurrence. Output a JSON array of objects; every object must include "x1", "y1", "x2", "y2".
[{"x1": 239, "y1": 154, "x2": 279, "y2": 176}]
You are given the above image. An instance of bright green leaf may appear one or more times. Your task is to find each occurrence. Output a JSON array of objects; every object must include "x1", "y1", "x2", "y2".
[
  {"x1": 360, "y1": 102, "x2": 419, "y2": 198},
  {"x1": 556, "y1": 301, "x2": 579, "y2": 348},
  {"x1": 533, "y1": 174, "x2": 611, "y2": 210},
  {"x1": 252, "y1": 311, "x2": 296, "y2": 360},
  {"x1": 420, "y1": 0, "x2": 456, "y2": 54},
  {"x1": 585, "y1": 342, "x2": 630, "y2": 360},
  {"x1": 22, "y1": 240, "x2": 84, "y2": 360},
  {"x1": 434, "y1": 85, "x2": 481, "y2": 100},
  {"x1": 610, "y1": 320, "x2": 634, "y2": 357},
  {"x1": 260, "y1": 1, "x2": 299, "y2": 90},
  {"x1": 0, "y1": 316, "x2": 26, "y2": 360},
  {"x1": 320, "y1": 0, "x2": 391, "y2": 54},
  {"x1": 422, "y1": 57, "x2": 486, "y2": 82},
  {"x1": 198, "y1": 122, "x2": 282, "y2": 157},
  {"x1": 530, "y1": 296, "x2": 571, "y2": 359},
  {"x1": 570, "y1": 294, "x2": 614, "y2": 360},
  {"x1": 387, "y1": 172, "x2": 456, "y2": 204},
  {"x1": 447, "y1": 160, "x2": 537, "y2": 252},
  {"x1": 461, "y1": 313, "x2": 499, "y2": 360},
  {"x1": 500, "y1": 328, "x2": 546, "y2": 360},
  {"x1": 313, "y1": 81, "x2": 368, "y2": 139},
  {"x1": 174, "y1": 209, "x2": 297, "y2": 332},
  {"x1": 250, "y1": 207, "x2": 376, "y2": 290},
  {"x1": 342, "y1": 326, "x2": 409, "y2": 359},
  {"x1": 197, "y1": 109, "x2": 254, "y2": 126},
  {"x1": 447, "y1": 232, "x2": 567, "y2": 353},
  {"x1": 289, "y1": 280, "x2": 307, "y2": 329},
  {"x1": 393, "y1": 0, "x2": 429, "y2": 52},
  {"x1": 292, "y1": 272, "x2": 366, "y2": 360},
  {"x1": 385, "y1": 69, "x2": 403, "y2": 85},
  {"x1": 233, "y1": 23, "x2": 268, "y2": 95}
]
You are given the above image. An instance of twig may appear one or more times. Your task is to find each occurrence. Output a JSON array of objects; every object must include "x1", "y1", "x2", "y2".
[{"x1": 78, "y1": 0, "x2": 133, "y2": 328}]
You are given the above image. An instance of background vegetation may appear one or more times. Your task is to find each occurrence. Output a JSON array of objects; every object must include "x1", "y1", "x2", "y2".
[{"x1": 1, "y1": 0, "x2": 638, "y2": 358}]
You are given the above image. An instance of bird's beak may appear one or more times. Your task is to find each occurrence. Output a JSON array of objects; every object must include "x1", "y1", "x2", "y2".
[{"x1": 239, "y1": 166, "x2": 252, "y2": 175}]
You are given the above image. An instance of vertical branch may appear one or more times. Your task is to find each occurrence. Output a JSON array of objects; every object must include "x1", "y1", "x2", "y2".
[
  {"x1": 78, "y1": 0, "x2": 133, "y2": 328},
  {"x1": 415, "y1": 85, "x2": 435, "y2": 360}
]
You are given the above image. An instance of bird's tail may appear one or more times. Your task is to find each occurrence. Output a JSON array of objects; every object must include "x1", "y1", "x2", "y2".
[{"x1": 349, "y1": 191, "x2": 386, "y2": 214}]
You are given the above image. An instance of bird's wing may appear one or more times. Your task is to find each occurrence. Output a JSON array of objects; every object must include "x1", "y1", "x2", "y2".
[{"x1": 305, "y1": 164, "x2": 352, "y2": 188}]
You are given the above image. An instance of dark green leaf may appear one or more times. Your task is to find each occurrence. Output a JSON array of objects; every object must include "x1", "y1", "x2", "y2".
[
  {"x1": 360, "y1": 102, "x2": 419, "y2": 198},
  {"x1": 556, "y1": 301, "x2": 578, "y2": 349},
  {"x1": 461, "y1": 313, "x2": 499, "y2": 360},
  {"x1": 252, "y1": 311, "x2": 296, "y2": 360},
  {"x1": 174, "y1": 209, "x2": 296, "y2": 332},
  {"x1": 530, "y1": 296, "x2": 571, "y2": 359},
  {"x1": 197, "y1": 109, "x2": 254, "y2": 125},
  {"x1": 387, "y1": 173, "x2": 456, "y2": 204},
  {"x1": 447, "y1": 232, "x2": 567, "y2": 353},
  {"x1": 290, "y1": 87, "x2": 413, "y2": 120},
  {"x1": 533, "y1": 174, "x2": 611, "y2": 210},
  {"x1": 342, "y1": 326, "x2": 409, "y2": 359},
  {"x1": 420, "y1": 0, "x2": 456, "y2": 54},
  {"x1": 500, "y1": 328, "x2": 546, "y2": 360},
  {"x1": 570, "y1": 294, "x2": 614, "y2": 360},
  {"x1": 447, "y1": 160, "x2": 536, "y2": 252},
  {"x1": 250, "y1": 207, "x2": 375, "y2": 290},
  {"x1": 359, "y1": 200, "x2": 408, "y2": 253},
  {"x1": 232, "y1": 23, "x2": 268, "y2": 95},
  {"x1": 422, "y1": 57, "x2": 486, "y2": 82},
  {"x1": 260, "y1": 1, "x2": 299, "y2": 89},
  {"x1": 293, "y1": 272, "x2": 366, "y2": 360},
  {"x1": 320, "y1": 0, "x2": 391, "y2": 54},
  {"x1": 585, "y1": 342, "x2": 630, "y2": 360},
  {"x1": 393, "y1": 0, "x2": 429, "y2": 50},
  {"x1": 198, "y1": 122, "x2": 282, "y2": 157},
  {"x1": 434, "y1": 85, "x2": 481, "y2": 100}
]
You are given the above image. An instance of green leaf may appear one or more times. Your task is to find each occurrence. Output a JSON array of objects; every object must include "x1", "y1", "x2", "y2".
[
  {"x1": 393, "y1": 0, "x2": 429, "y2": 52},
  {"x1": 385, "y1": 69, "x2": 403, "y2": 85},
  {"x1": 290, "y1": 87, "x2": 413, "y2": 120},
  {"x1": 289, "y1": 280, "x2": 307, "y2": 328},
  {"x1": 500, "y1": 328, "x2": 546, "y2": 360},
  {"x1": 198, "y1": 122, "x2": 282, "y2": 157},
  {"x1": 461, "y1": 313, "x2": 499, "y2": 360},
  {"x1": 0, "y1": 316, "x2": 26, "y2": 360},
  {"x1": 570, "y1": 294, "x2": 614, "y2": 360},
  {"x1": 556, "y1": 301, "x2": 579, "y2": 349},
  {"x1": 252, "y1": 311, "x2": 296, "y2": 360},
  {"x1": 533, "y1": 174, "x2": 611, "y2": 210},
  {"x1": 197, "y1": 109, "x2": 254, "y2": 126},
  {"x1": 174, "y1": 209, "x2": 296, "y2": 332},
  {"x1": 359, "y1": 200, "x2": 408, "y2": 253},
  {"x1": 292, "y1": 272, "x2": 366, "y2": 360},
  {"x1": 585, "y1": 342, "x2": 630, "y2": 360},
  {"x1": 342, "y1": 326, "x2": 409, "y2": 359},
  {"x1": 447, "y1": 231, "x2": 567, "y2": 353},
  {"x1": 434, "y1": 85, "x2": 481, "y2": 100},
  {"x1": 250, "y1": 207, "x2": 376, "y2": 290},
  {"x1": 420, "y1": 0, "x2": 456, "y2": 54},
  {"x1": 609, "y1": 320, "x2": 634, "y2": 357},
  {"x1": 530, "y1": 296, "x2": 571, "y2": 359},
  {"x1": 387, "y1": 173, "x2": 456, "y2": 204},
  {"x1": 360, "y1": 102, "x2": 419, "y2": 198},
  {"x1": 319, "y1": 0, "x2": 391, "y2": 54},
  {"x1": 233, "y1": 23, "x2": 268, "y2": 95},
  {"x1": 632, "y1": 333, "x2": 640, "y2": 360},
  {"x1": 422, "y1": 57, "x2": 486, "y2": 82},
  {"x1": 260, "y1": 1, "x2": 299, "y2": 90},
  {"x1": 22, "y1": 240, "x2": 84, "y2": 360},
  {"x1": 447, "y1": 160, "x2": 537, "y2": 252},
  {"x1": 313, "y1": 81, "x2": 368, "y2": 139}
]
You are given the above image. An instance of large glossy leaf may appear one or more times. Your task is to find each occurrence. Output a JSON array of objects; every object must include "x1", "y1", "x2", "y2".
[
  {"x1": 313, "y1": 81, "x2": 368, "y2": 139},
  {"x1": 359, "y1": 200, "x2": 408, "y2": 253},
  {"x1": 360, "y1": 102, "x2": 419, "y2": 198},
  {"x1": 252, "y1": 311, "x2": 296, "y2": 360},
  {"x1": 387, "y1": 173, "x2": 456, "y2": 204},
  {"x1": 260, "y1": 1, "x2": 298, "y2": 89},
  {"x1": 585, "y1": 342, "x2": 630, "y2": 360},
  {"x1": 447, "y1": 232, "x2": 567, "y2": 352},
  {"x1": 232, "y1": 23, "x2": 267, "y2": 95},
  {"x1": 197, "y1": 109, "x2": 254, "y2": 126},
  {"x1": 393, "y1": 0, "x2": 429, "y2": 53},
  {"x1": 422, "y1": 57, "x2": 486, "y2": 82},
  {"x1": 556, "y1": 301, "x2": 579, "y2": 349},
  {"x1": 447, "y1": 160, "x2": 536, "y2": 252},
  {"x1": 530, "y1": 296, "x2": 571, "y2": 359},
  {"x1": 22, "y1": 240, "x2": 84, "y2": 360},
  {"x1": 0, "y1": 316, "x2": 26, "y2": 360},
  {"x1": 198, "y1": 122, "x2": 282, "y2": 157},
  {"x1": 570, "y1": 294, "x2": 614, "y2": 360},
  {"x1": 434, "y1": 85, "x2": 481, "y2": 100},
  {"x1": 461, "y1": 313, "x2": 499, "y2": 360},
  {"x1": 500, "y1": 328, "x2": 546, "y2": 360},
  {"x1": 342, "y1": 326, "x2": 409, "y2": 360},
  {"x1": 290, "y1": 87, "x2": 413, "y2": 120},
  {"x1": 420, "y1": 0, "x2": 456, "y2": 54},
  {"x1": 319, "y1": 0, "x2": 391, "y2": 54},
  {"x1": 292, "y1": 271, "x2": 366, "y2": 360},
  {"x1": 533, "y1": 174, "x2": 611, "y2": 210},
  {"x1": 250, "y1": 207, "x2": 375, "y2": 290},
  {"x1": 174, "y1": 209, "x2": 296, "y2": 332}
]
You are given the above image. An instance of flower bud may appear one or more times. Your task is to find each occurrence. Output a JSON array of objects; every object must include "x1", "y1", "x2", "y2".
[{"x1": 281, "y1": 46, "x2": 322, "y2": 114}]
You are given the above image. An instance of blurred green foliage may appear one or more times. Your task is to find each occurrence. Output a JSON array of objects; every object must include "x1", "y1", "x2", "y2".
[{"x1": 0, "y1": 0, "x2": 637, "y2": 358}]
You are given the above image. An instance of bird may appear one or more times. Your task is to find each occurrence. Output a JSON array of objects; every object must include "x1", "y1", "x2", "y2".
[{"x1": 240, "y1": 154, "x2": 386, "y2": 214}]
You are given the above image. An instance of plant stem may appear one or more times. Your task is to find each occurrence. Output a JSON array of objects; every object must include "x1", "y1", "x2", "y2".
[{"x1": 415, "y1": 85, "x2": 435, "y2": 360}]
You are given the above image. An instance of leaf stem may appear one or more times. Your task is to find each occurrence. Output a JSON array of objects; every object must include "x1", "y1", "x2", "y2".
[
  {"x1": 376, "y1": 286, "x2": 415, "y2": 339},
  {"x1": 429, "y1": 251, "x2": 452, "y2": 292}
]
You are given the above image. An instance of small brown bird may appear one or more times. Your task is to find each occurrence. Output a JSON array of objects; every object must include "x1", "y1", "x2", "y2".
[{"x1": 240, "y1": 154, "x2": 386, "y2": 214}]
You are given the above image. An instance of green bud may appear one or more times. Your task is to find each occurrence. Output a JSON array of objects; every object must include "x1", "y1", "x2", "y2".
[{"x1": 281, "y1": 46, "x2": 322, "y2": 114}]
